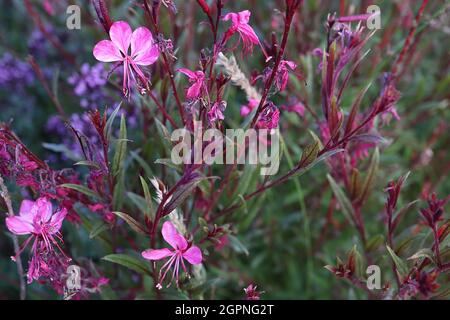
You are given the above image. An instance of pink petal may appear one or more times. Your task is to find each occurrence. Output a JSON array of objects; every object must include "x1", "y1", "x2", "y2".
[
  {"x1": 6, "y1": 216, "x2": 34, "y2": 235},
  {"x1": 240, "y1": 106, "x2": 251, "y2": 117},
  {"x1": 178, "y1": 68, "x2": 197, "y2": 80},
  {"x1": 238, "y1": 24, "x2": 259, "y2": 44},
  {"x1": 186, "y1": 81, "x2": 202, "y2": 99},
  {"x1": 49, "y1": 208, "x2": 67, "y2": 234},
  {"x1": 141, "y1": 248, "x2": 173, "y2": 260},
  {"x1": 34, "y1": 197, "x2": 53, "y2": 223},
  {"x1": 134, "y1": 45, "x2": 159, "y2": 66},
  {"x1": 283, "y1": 60, "x2": 297, "y2": 70},
  {"x1": 19, "y1": 199, "x2": 35, "y2": 219},
  {"x1": 93, "y1": 40, "x2": 122, "y2": 62},
  {"x1": 222, "y1": 12, "x2": 239, "y2": 25},
  {"x1": 162, "y1": 221, "x2": 188, "y2": 250},
  {"x1": 238, "y1": 10, "x2": 251, "y2": 24},
  {"x1": 131, "y1": 27, "x2": 159, "y2": 66},
  {"x1": 109, "y1": 21, "x2": 132, "y2": 55},
  {"x1": 183, "y1": 246, "x2": 203, "y2": 265}
]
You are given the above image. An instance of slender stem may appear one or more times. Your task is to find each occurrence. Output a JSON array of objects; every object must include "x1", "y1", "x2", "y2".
[
  {"x1": 250, "y1": 4, "x2": 299, "y2": 128},
  {"x1": 0, "y1": 175, "x2": 26, "y2": 300},
  {"x1": 391, "y1": 0, "x2": 429, "y2": 80}
]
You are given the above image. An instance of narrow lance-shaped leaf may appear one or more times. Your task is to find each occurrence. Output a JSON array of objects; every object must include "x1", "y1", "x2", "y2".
[
  {"x1": 90, "y1": 221, "x2": 110, "y2": 239},
  {"x1": 407, "y1": 248, "x2": 435, "y2": 264},
  {"x1": 386, "y1": 245, "x2": 409, "y2": 280},
  {"x1": 60, "y1": 183, "x2": 100, "y2": 199},
  {"x1": 292, "y1": 148, "x2": 346, "y2": 178},
  {"x1": 105, "y1": 103, "x2": 122, "y2": 140},
  {"x1": 102, "y1": 254, "x2": 152, "y2": 276},
  {"x1": 139, "y1": 176, "x2": 155, "y2": 220},
  {"x1": 163, "y1": 174, "x2": 217, "y2": 215},
  {"x1": 344, "y1": 83, "x2": 371, "y2": 136},
  {"x1": 357, "y1": 147, "x2": 379, "y2": 204},
  {"x1": 327, "y1": 174, "x2": 356, "y2": 226},
  {"x1": 112, "y1": 211, "x2": 147, "y2": 235},
  {"x1": 112, "y1": 114, "x2": 127, "y2": 176},
  {"x1": 300, "y1": 140, "x2": 319, "y2": 168}
]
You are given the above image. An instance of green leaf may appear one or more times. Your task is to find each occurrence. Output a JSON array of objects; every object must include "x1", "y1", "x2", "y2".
[
  {"x1": 154, "y1": 158, "x2": 182, "y2": 172},
  {"x1": 90, "y1": 221, "x2": 110, "y2": 239},
  {"x1": 292, "y1": 149, "x2": 345, "y2": 178},
  {"x1": 127, "y1": 192, "x2": 148, "y2": 214},
  {"x1": 105, "y1": 103, "x2": 122, "y2": 140},
  {"x1": 74, "y1": 160, "x2": 100, "y2": 169},
  {"x1": 407, "y1": 248, "x2": 435, "y2": 264},
  {"x1": 130, "y1": 150, "x2": 154, "y2": 177},
  {"x1": 139, "y1": 176, "x2": 155, "y2": 220},
  {"x1": 112, "y1": 211, "x2": 147, "y2": 235},
  {"x1": 365, "y1": 234, "x2": 384, "y2": 252},
  {"x1": 228, "y1": 235, "x2": 249, "y2": 256},
  {"x1": 154, "y1": 118, "x2": 173, "y2": 150},
  {"x1": 392, "y1": 200, "x2": 419, "y2": 231},
  {"x1": 102, "y1": 254, "x2": 152, "y2": 276},
  {"x1": 113, "y1": 171, "x2": 125, "y2": 210},
  {"x1": 386, "y1": 245, "x2": 409, "y2": 279},
  {"x1": 357, "y1": 148, "x2": 379, "y2": 204},
  {"x1": 163, "y1": 174, "x2": 217, "y2": 215},
  {"x1": 60, "y1": 183, "x2": 100, "y2": 199},
  {"x1": 112, "y1": 114, "x2": 127, "y2": 176},
  {"x1": 327, "y1": 174, "x2": 356, "y2": 226},
  {"x1": 344, "y1": 83, "x2": 371, "y2": 136},
  {"x1": 300, "y1": 140, "x2": 319, "y2": 168}
]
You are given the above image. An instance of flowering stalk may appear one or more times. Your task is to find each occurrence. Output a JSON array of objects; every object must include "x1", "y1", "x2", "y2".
[
  {"x1": 250, "y1": 0, "x2": 302, "y2": 128},
  {"x1": 92, "y1": 0, "x2": 113, "y2": 33},
  {"x1": 143, "y1": 0, "x2": 187, "y2": 125},
  {"x1": 23, "y1": 0, "x2": 76, "y2": 65},
  {"x1": 390, "y1": 0, "x2": 429, "y2": 81}
]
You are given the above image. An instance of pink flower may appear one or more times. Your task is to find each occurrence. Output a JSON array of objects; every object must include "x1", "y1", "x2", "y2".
[
  {"x1": 244, "y1": 284, "x2": 263, "y2": 300},
  {"x1": 178, "y1": 68, "x2": 206, "y2": 100},
  {"x1": 5, "y1": 197, "x2": 68, "y2": 283},
  {"x1": 240, "y1": 98, "x2": 259, "y2": 117},
  {"x1": 275, "y1": 60, "x2": 296, "y2": 91},
  {"x1": 207, "y1": 101, "x2": 227, "y2": 124},
  {"x1": 93, "y1": 21, "x2": 159, "y2": 96},
  {"x1": 142, "y1": 221, "x2": 202, "y2": 289},
  {"x1": 222, "y1": 10, "x2": 263, "y2": 56},
  {"x1": 257, "y1": 102, "x2": 280, "y2": 129},
  {"x1": 281, "y1": 102, "x2": 305, "y2": 117}
]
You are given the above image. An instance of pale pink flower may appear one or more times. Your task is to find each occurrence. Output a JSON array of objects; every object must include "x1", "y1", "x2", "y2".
[
  {"x1": 93, "y1": 21, "x2": 159, "y2": 96},
  {"x1": 142, "y1": 221, "x2": 202, "y2": 289},
  {"x1": 240, "y1": 98, "x2": 259, "y2": 117},
  {"x1": 178, "y1": 68, "x2": 206, "y2": 100},
  {"x1": 222, "y1": 10, "x2": 264, "y2": 56},
  {"x1": 5, "y1": 197, "x2": 68, "y2": 283}
]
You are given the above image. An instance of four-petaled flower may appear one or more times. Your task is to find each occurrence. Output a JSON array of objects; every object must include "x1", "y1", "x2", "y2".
[
  {"x1": 142, "y1": 221, "x2": 202, "y2": 289},
  {"x1": 222, "y1": 10, "x2": 264, "y2": 56},
  {"x1": 5, "y1": 197, "x2": 68, "y2": 283},
  {"x1": 93, "y1": 21, "x2": 159, "y2": 96},
  {"x1": 178, "y1": 68, "x2": 206, "y2": 100}
]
